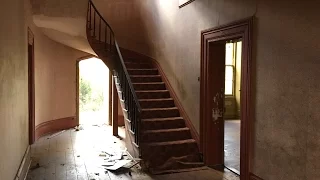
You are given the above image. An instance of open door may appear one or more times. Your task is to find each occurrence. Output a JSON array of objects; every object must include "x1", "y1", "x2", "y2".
[
  {"x1": 200, "y1": 18, "x2": 253, "y2": 179},
  {"x1": 203, "y1": 42, "x2": 226, "y2": 166}
]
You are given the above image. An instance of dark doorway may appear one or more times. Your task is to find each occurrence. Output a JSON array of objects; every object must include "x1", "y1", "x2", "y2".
[
  {"x1": 200, "y1": 18, "x2": 253, "y2": 179},
  {"x1": 28, "y1": 28, "x2": 35, "y2": 145}
]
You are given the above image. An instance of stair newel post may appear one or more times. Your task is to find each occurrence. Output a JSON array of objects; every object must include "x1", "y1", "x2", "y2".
[
  {"x1": 136, "y1": 107, "x2": 141, "y2": 146},
  {"x1": 99, "y1": 18, "x2": 101, "y2": 41},
  {"x1": 104, "y1": 26, "x2": 107, "y2": 50},
  {"x1": 93, "y1": 12, "x2": 96, "y2": 37},
  {"x1": 89, "y1": 3, "x2": 92, "y2": 29},
  {"x1": 109, "y1": 31, "x2": 112, "y2": 52},
  {"x1": 124, "y1": 77, "x2": 127, "y2": 106},
  {"x1": 87, "y1": 2, "x2": 89, "y2": 28}
]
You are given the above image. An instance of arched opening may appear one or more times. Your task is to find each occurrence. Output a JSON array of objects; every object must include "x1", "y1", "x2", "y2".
[{"x1": 78, "y1": 57, "x2": 110, "y2": 127}]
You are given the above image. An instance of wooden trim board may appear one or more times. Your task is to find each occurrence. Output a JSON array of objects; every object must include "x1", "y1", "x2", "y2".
[
  {"x1": 35, "y1": 116, "x2": 77, "y2": 140},
  {"x1": 200, "y1": 17, "x2": 254, "y2": 179},
  {"x1": 15, "y1": 145, "x2": 31, "y2": 180},
  {"x1": 250, "y1": 173, "x2": 263, "y2": 180}
]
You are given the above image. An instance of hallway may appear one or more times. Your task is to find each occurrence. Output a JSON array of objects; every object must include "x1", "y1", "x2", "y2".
[{"x1": 26, "y1": 125, "x2": 239, "y2": 180}]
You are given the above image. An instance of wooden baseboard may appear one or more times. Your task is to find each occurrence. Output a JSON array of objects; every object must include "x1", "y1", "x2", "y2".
[
  {"x1": 15, "y1": 146, "x2": 31, "y2": 180},
  {"x1": 35, "y1": 116, "x2": 77, "y2": 140},
  {"x1": 250, "y1": 173, "x2": 264, "y2": 180}
]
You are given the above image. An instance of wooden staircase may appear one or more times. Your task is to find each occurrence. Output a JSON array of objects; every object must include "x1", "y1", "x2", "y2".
[
  {"x1": 124, "y1": 57, "x2": 204, "y2": 174},
  {"x1": 86, "y1": 0, "x2": 204, "y2": 174}
]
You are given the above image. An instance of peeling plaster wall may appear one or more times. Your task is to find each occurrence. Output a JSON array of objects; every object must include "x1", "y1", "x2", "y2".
[
  {"x1": 0, "y1": 0, "x2": 28, "y2": 179},
  {"x1": 26, "y1": 0, "x2": 90, "y2": 126},
  {"x1": 94, "y1": 0, "x2": 320, "y2": 179},
  {"x1": 30, "y1": 0, "x2": 95, "y2": 54}
]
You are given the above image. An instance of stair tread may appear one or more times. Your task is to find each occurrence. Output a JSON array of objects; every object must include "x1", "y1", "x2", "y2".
[
  {"x1": 144, "y1": 127, "x2": 189, "y2": 134},
  {"x1": 131, "y1": 75, "x2": 161, "y2": 77},
  {"x1": 133, "y1": 82, "x2": 165, "y2": 85},
  {"x1": 127, "y1": 68, "x2": 157, "y2": 70},
  {"x1": 136, "y1": 90, "x2": 169, "y2": 93},
  {"x1": 146, "y1": 139, "x2": 196, "y2": 146},
  {"x1": 151, "y1": 167, "x2": 208, "y2": 175},
  {"x1": 139, "y1": 98, "x2": 173, "y2": 102},
  {"x1": 142, "y1": 117, "x2": 183, "y2": 122},
  {"x1": 142, "y1": 107, "x2": 178, "y2": 111},
  {"x1": 125, "y1": 62, "x2": 151, "y2": 64}
]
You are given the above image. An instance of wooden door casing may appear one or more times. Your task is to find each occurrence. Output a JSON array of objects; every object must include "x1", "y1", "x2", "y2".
[{"x1": 200, "y1": 17, "x2": 253, "y2": 179}]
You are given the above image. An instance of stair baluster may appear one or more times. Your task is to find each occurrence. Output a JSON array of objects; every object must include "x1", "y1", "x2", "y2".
[{"x1": 86, "y1": 0, "x2": 142, "y2": 148}]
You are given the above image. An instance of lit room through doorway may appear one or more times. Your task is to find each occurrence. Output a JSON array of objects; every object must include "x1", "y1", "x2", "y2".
[
  {"x1": 79, "y1": 57, "x2": 109, "y2": 127},
  {"x1": 224, "y1": 40, "x2": 242, "y2": 175}
]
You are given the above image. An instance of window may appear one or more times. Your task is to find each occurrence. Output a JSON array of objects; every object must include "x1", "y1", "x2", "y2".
[{"x1": 225, "y1": 43, "x2": 235, "y2": 95}]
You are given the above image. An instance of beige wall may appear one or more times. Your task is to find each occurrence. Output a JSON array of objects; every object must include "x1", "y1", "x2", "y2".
[
  {"x1": 96, "y1": 0, "x2": 320, "y2": 179},
  {"x1": 0, "y1": 0, "x2": 89, "y2": 178},
  {"x1": 26, "y1": 0, "x2": 90, "y2": 126},
  {"x1": 0, "y1": 0, "x2": 28, "y2": 179}
]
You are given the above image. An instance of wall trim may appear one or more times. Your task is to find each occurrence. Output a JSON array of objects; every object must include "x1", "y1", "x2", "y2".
[
  {"x1": 35, "y1": 116, "x2": 77, "y2": 140},
  {"x1": 15, "y1": 145, "x2": 31, "y2": 180},
  {"x1": 119, "y1": 48, "x2": 200, "y2": 146},
  {"x1": 250, "y1": 173, "x2": 263, "y2": 180}
]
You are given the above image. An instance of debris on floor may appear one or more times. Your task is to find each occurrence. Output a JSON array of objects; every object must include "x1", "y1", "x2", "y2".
[
  {"x1": 75, "y1": 125, "x2": 84, "y2": 131},
  {"x1": 97, "y1": 147, "x2": 140, "y2": 172},
  {"x1": 29, "y1": 163, "x2": 40, "y2": 171},
  {"x1": 105, "y1": 160, "x2": 131, "y2": 171}
]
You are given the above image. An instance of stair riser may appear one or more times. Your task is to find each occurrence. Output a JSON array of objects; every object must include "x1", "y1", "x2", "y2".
[
  {"x1": 142, "y1": 119, "x2": 186, "y2": 130},
  {"x1": 136, "y1": 92, "x2": 170, "y2": 99},
  {"x1": 141, "y1": 143, "x2": 198, "y2": 168},
  {"x1": 142, "y1": 130, "x2": 192, "y2": 143},
  {"x1": 124, "y1": 58, "x2": 149, "y2": 63},
  {"x1": 125, "y1": 63, "x2": 153, "y2": 69},
  {"x1": 141, "y1": 109, "x2": 180, "y2": 119},
  {"x1": 133, "y1": 84, "x2": 166, "y2": 91},
  {"x1": 140, "y1": 100, "x2": 175, "y2": 108},
  {"x1": 131, "y1": 76, "x2": 162, "y2": 83},
  {"x1": 128, "y1": 69, "x2": 158, "y2": 75}
]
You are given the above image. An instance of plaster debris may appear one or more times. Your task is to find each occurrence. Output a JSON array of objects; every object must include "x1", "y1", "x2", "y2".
[
  {"x1": 104, "y1": 160, "x2": 132, "y2": 171},
  {"x1": 75, "y1": 125, "x2": 84, "y2": 131}
]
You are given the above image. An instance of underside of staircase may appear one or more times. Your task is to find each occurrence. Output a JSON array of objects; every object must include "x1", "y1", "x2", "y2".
[
  {"x1": 86, "y1": 0, "x2": 204, "y2": 174},
  {"x1": 123, "y1": 57, "x2": 204, "y2": 174}
]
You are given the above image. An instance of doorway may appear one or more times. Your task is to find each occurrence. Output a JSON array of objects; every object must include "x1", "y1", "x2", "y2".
[
  {"x1": 224, "y1": 41, "x2": 242, "y2": 175},
  {"x1": 78, "y1": 57, "x2": 110, "y2": 127},
  {"x1": 200, "y1": 18, "x2": 253, "y2": 179},
  {"x1": 28, "y1": 28, "x2": 35, "y2": 145}
]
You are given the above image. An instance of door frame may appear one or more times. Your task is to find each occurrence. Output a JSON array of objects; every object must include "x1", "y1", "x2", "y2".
[
  {"x1": 200, "y1": 17, "x2": 253, "y2": 179},
  {"x1": 28, "y1": 28, "x2": 35, "y2": 145}
]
